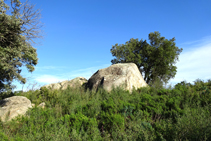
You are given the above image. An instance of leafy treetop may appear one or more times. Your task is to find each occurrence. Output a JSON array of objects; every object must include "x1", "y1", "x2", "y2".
[
  {"x1": 110, "y1": 31, "x2": 183, "y2": 86},
  {"x1": 0, "y1": 0, "x2": 43, "y2": 92}
]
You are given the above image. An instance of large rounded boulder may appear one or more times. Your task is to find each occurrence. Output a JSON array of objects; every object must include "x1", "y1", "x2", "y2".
[
  {"x1": 87, "y1": 63, "x2": 148, "y2": 93},
  {"x1": 0, "y1": 96, "x2": 32, "y2": 122}
]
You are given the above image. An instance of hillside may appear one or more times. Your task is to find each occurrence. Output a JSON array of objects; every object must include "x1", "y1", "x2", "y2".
[{"x1": 0, "y1": 79, "x2": 211, "y2": 140}]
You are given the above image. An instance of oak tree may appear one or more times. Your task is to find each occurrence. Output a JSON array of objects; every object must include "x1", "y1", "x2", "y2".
[
  {"x1": 0, "y1": 0, "x2": 43, "y2": 92},
  {"x1": 110, "y1": 31, "x2": 183, "y2": 86}
]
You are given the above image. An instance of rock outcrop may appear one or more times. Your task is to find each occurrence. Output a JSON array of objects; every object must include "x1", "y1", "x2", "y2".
[
  {"x1": 0, "y1": 96, "x2": 32, "y2": 122},
  {"x1": 87, "y1": 63, "x2": 148, "y2": 93},
  {"x1": 42, "y1": 77, "x2": 87, "y2": 90}
]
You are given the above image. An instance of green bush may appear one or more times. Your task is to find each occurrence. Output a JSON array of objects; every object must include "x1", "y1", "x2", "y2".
[
  {"x1": 0, "y1": 131, "x2": 9, "y2": 141},
  {"x1": 1, "y1": 78, "x2": 211, "y2": 140}
]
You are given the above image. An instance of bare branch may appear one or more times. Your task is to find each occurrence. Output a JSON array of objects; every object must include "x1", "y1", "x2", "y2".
[{"x1": 16, "y1": 0, "x2": 43, "y2": 44}]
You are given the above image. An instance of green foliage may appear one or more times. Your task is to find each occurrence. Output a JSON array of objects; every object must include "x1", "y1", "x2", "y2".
[
  {"x1": 0, "y1": 0, "x2": 42, "y2": 93},
  {"x1": 120, "y1": 105, "x2": 134, "y2": 118},
  {"x1": 0, "y1": 79, "x2": 211, "y2": 140},
  {"x1": 110, "y1": 31, "x2": 183, "y2": 85},
  {"x1": 100, "y1": 112, "x2": 125, "y2": 132},
  {"x1": 141, "y1": 121, "x2": 153, "y2": 131},
  {"x1": 200, "y1": 86, "x2": 210, "y2": 94},
  {"x1": 61, "y1": 112, "x2": 100, "y2": 139},
  {"x1": 0, "y1": 131, "x2": 9, "y2": 141},
  {"x1": 0, "y1": 88, "x2": 14, "y2": 100}
]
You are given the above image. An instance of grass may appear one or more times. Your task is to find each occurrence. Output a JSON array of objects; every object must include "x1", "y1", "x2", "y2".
[{"x1": 0, "y1": 79, "x2": 211, "y2": 141}]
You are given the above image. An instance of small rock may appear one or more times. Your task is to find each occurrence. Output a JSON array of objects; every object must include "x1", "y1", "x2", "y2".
[
  {"x1": 38, "y1": 102, "x2": 45, "y2": 109},
  {"x1": 31, "y1": 103, "x2": 35, "y2": 108}
]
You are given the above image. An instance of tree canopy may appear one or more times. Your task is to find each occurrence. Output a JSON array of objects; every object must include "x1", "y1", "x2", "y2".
[
  {"x1": 0, "y1": 0, "x2": 43, "y2": 92},
  {"x1": 110, "y1": 31, "x2": 183, "y2": 86}
]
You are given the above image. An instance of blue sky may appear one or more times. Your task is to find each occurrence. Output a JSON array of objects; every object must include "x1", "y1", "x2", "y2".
[{"x1": 13, "y1": 0, "x2": 211, "y2": 91}]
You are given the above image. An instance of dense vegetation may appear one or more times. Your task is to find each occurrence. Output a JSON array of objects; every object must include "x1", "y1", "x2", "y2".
[{"x1": 0, "y1": 79, "x2": 211, "y2": 140}]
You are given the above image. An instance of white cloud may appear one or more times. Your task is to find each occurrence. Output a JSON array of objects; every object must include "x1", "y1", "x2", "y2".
[
  {"x1": 169, "y1": 36, "x2": 211, "y2": 85},
  {"x1": 34, "y1": 75, "x2": 66, "y2": 84}
]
